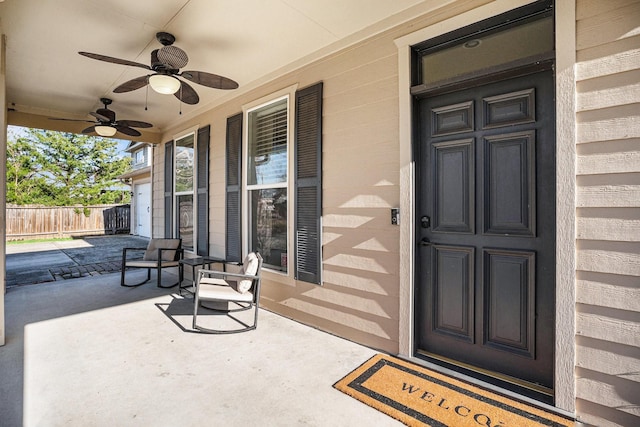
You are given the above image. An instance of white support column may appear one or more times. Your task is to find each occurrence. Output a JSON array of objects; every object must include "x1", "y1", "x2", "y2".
[
  {"x1": 554, "y1": 0, "x2": 577, "y2": 413},
  {"x1": 1, "y1": 32, "x2": 8, "y2": 346}
]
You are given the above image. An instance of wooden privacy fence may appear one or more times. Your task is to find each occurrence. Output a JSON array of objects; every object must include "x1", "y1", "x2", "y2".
[{"x1": 6, "y1": 204, "x2": 131, "y2": 241}]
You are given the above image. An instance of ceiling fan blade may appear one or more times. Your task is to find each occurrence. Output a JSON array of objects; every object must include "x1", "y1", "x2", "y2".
[
  {"x1": 48, "y1": 118, "x2": 95, "y2": 123},
  {"x1": 113, "y1": 75, "x2": 149, "y2": 93},
  {"x1": 180, "y1": 70, "x2": 239, "y2": 90},
  {"x1": 82, "y1": 126, "x2": 96, "y2": 134},
  {"x1": 175, "y1": 80, "x2": 199, "y2": 105},
  {"x1": 79, "y1": 52, "x2": 151, "y2": 70},
  {"x1": 117, "y1": 120, "x2": 153, "y2": 128},
  {"x1": 115, "y1": 125, "x2": 141, "y2": 137}
]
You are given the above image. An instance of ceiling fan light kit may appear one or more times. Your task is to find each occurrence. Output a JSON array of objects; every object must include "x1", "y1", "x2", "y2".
[
  {"x1": 94, "y1": 125, "x2": 117, "y2": 136},
  {"x1": 149, "y1": 74, "x2": 181, "y2": 94}
]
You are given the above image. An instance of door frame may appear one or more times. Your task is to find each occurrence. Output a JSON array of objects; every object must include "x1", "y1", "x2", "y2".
[{"x1": 394, "y1": 0, "x2": 576, "y2": 413}]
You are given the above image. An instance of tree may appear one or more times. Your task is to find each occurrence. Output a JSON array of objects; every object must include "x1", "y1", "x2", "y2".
[{"x1": 6, "y1": 127, "x2": 132, "y2": 206}]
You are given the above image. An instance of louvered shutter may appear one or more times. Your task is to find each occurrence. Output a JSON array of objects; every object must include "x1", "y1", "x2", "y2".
[
  {"x1": 164, "y1": 140, "x2": 174, "y2": 238},
  {"x1": 196, "y1": 126, "x2": 210, "y2": 256},
  {"x1": 295, "y1": 82, "x2": 323, "y2": 284},
  {"x1": 226, "y1": 113, "x2": 243, "y2": 262}
]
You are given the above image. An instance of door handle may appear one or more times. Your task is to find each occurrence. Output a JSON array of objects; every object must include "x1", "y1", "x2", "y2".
[{"x1": 420, "y1": 238, "x2": 432, "y2": 247}]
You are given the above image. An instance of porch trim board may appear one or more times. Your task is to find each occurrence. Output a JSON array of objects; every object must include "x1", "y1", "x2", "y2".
[{"x1": 395, "y1": 0, "x2": 576, "y2": 413}]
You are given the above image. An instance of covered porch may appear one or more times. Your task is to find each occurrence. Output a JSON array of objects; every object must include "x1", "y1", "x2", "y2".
[{"x1": 1, "y1": 269, "x2": 401, "y2": 426}]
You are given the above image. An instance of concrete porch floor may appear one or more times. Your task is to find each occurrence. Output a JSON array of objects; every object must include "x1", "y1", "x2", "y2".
[{"x1": 0, "y1": 269, "x2": 403, "y2": 427}]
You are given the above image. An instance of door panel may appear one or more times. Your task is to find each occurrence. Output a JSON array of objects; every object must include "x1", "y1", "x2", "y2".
[
  {"x1": 433, "y1": 139, "x2": 474, "y2": 233},
  {"x1": 484, "y1": 248, "x2": 535, "y2": 357},
  {"x1": 484, "y1": 132, "x2": 535, "y2": 235},
  {"x1": 415, "y1": 69, "x2": 555, "y2": 399},
  {"x1": 432, "y1": 245, "x2": 474, "y2": 342}
]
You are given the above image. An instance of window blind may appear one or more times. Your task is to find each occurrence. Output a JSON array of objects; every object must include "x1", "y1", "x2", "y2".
[{"x1": 248, "y1": 99, "x2": 287, "y2": 186}]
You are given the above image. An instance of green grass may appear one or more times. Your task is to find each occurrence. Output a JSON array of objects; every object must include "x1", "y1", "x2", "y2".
[{"x1": 6, "y1": 237, "x2": 74, "y2": 245}]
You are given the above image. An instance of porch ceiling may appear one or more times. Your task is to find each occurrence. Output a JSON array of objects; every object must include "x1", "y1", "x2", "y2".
[{"x1": 1, "y1": 0, "x2": 432, "y2": 141}]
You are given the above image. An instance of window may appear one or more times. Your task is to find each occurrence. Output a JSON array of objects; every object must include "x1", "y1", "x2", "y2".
[
  {"x1": 164, "y1": 126, "x2": 210, "y2": 255},
  {"x1": 226, "y1": 83, "x2": 322, "y2": 283},
  {"x1": 175, "y1": 133, "x2": 195, "y2": 251},
  {"x1": 246, "y1": 98, "x2": 289, "y2": 271},
  {"x1": 133, "y1": 148, "x2": 146, "y2": 168}
]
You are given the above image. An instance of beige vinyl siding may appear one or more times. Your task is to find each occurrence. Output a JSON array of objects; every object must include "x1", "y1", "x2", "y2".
[
  {"x1": 575, "y1": 0, "x2": 640, "y2": 426},
  {"x1": 274, "y1": 39, "x2": 401, "y2": 352}
]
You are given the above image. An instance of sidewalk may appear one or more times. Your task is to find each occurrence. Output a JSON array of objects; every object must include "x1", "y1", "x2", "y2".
[{"x1": 5, "y1": 235, "x2": 150, "y2": 287}]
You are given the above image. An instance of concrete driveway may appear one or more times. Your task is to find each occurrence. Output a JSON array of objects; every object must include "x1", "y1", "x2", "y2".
[{"x1": 5, "y1": 235, "x2": 150, "y2": 287}]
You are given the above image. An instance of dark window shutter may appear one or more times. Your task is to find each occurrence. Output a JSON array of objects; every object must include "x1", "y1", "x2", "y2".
[
  {"x1": 164, "y1": 140, "x2": 174, "y2": 238},
  {"x1": 295, "y1": 82, "x2": 323, "y2": 284},
  {"x1": 226, "y1": 113, "x2": 243, "y2": 262},
  {"x1": 196, "y1": 126, "x2": 210, "y2": 256}
]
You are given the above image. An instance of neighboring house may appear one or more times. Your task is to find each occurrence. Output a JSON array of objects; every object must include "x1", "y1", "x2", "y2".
[
  {"x1": 2, "y1": 1, "x2": 639, "y2": 426},
  {"x1": 118, "y1": 141, "x2": 152, "y2": 238}
]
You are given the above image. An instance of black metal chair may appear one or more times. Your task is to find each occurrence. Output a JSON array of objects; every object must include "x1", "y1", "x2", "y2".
[
  {"x1": 192, "y1": 252, "x2": 263, "y2": 333},
  {"x1": 121, "y1": 238, "x2": 183, "y2": 288}
]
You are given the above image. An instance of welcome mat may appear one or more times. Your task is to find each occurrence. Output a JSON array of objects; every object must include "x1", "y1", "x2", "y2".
[{"x1": 333, "y1": 354, "x2": 574, "y2": 427}]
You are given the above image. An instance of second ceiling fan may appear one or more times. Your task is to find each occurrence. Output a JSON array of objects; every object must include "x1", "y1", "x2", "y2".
[
  {"x1": 79, "y1": 32, "x2": 238, "y2": 105},
  {"x1": 49, "y1": 98, "x2": 152, "y2": 137}
]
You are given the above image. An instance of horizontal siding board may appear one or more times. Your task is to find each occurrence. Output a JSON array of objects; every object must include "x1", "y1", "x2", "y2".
[
  {"x1": 577, "y1": 241, "x2": 640, "y2": 276},
  {"x1": 577, "y1": 70, "x2": 640, "y2": 111},
  {"x1": 324, "y1": 54, "x2": 397, "y2": 96},
  {"x1": 576, "y1": 36, "x2": 640, "y2": 80},
  {"x1": 322, "y1": 267, "x2": 399, "y2": 297},
  {"x1": 576, "y1": 2, "x2": 640, "y2": 50},
  {"x1": 323, "y1": 98, "x2": 397, "y2": 133},
  {"x1": 261, "y1": 296, "x2": 398, "y2": 351},
  {"x1": 576, "y1": 373, "x2": 640, "y2": 418},
  {"x1": 577, "y1": 173, "x2": 640, "y2": 207},
  {"x1": 322, "y1": 207, "x2": 391, "y2": 229},
  {"x1": 324, "y1": 76, "x2": 397, "y2": 114},
  {"x1": 577, "y1": 104, "x2": 640, "y2": 144},
  {"x1": 323, "y1": 186, "x2": 399, "y2": 210},
  {"x1": 577, "y1": 138, "x2": 640, "y2": 174},
  {"x1": 576, "y1": 336, "x2": 640, "y2": 379},
  {"x1": 322, "y1": 227, "x2": 399, "y2": 255},
  {"x1": 300, "y1": 285, "x2": 398, "y2": 319},
  {"x1": 577, "y1": 0, "x2": 640, "y2": 20},
  {"x1": 324, "y1": 162, "x2": 398, "y2": 190},
  {"x1": 576, "y1": 399, "x2": 640, "y2": 427},
  {"x1": 577, "y1": 271, "x2": 640, "y2": 311},
  {"x1": 576, "y1": 310, "x2": 640, "y2": 347},
  {"x1": 324, "y1": 116, "x2": 397, "y2": 149},
  {"x1": 577, "y1": 208, "x2": 640, "y2": 241}
]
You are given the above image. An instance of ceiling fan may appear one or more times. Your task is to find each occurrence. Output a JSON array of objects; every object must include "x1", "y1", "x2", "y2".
[
  {"x1": 79, "y1": 32, "x2": 238, "y2": 105},
  {"x1": 49, "y1": 98, "x2": 153, "y2": 137}
]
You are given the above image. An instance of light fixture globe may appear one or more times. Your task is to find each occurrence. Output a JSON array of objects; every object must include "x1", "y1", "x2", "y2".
[
  {"x1": 95, "y1": 125, "x2": 117, "y2": 137},
  {"x1": 149, "y1": 74, "x2": 181, "y2": 94}
]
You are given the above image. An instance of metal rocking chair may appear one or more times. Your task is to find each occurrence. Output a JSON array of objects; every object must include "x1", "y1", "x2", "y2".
[
  {"x1": 121, "y1": 238, "x2": 183, "y2": 288},
  {"x1": 192, "y1": 252, "x2": 263, "y2": 333}
]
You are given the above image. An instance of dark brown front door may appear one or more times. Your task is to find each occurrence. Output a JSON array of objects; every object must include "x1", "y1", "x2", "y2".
[{"x1": 415, "y1": 69, "x2": 556, "y2": 400}]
